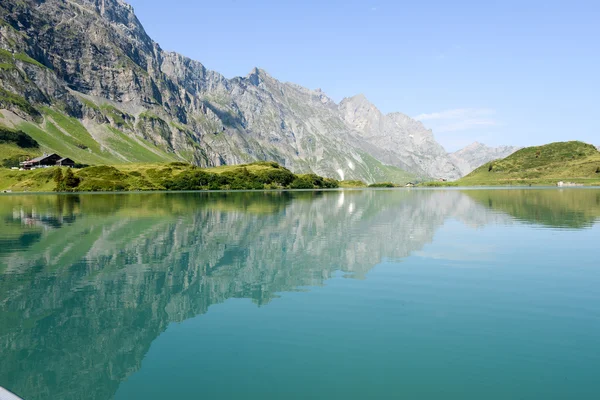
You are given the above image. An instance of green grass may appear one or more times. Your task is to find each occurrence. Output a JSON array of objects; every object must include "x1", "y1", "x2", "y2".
[
  {"x1": 0, "y1": 88, "x2": 39, "y2": 116},
  {"x1": 11, "y1": 107, "x2": 183, "y2": 165},
  {"x1": 20, "y1": 120, "x2": 111, "y2": 165},
  {"x1": 139, "y1": 111, "x2": 165, "y2": 122},
  {"x1": 79, "y1": 97, "x2": 100, "y2": 111},
  {"x1": 105, "y1": 126, "x2": 178, "y2": 163},
  {"x1": 419, "y1": 181, "x2": 459, "y2": 187},
  {"x1": 0, "y1": 162, "x2": 341, "y2": 192},
  {"x1": 457, "y1": 141, "x2": 600, "y2": 186},
  {"x1": 0, "y1": 125, "x2": 41, "y2": 167},
  {"x1": 339, "y1": 180, "x2": 367, "y2": 188},
  {"x1": 101, "y1": 104, "x2": 133, "y2": 128},
  {"x1": 14, "y1": 52, "x2": 48, "y2": 69},
  {"x1": 0, "y1": 49, "x2": 48, "y2": 69},
  {"x1": 0, "y1": 167, "x2": 57, "y2": 192},
  {"x1": 368, "y1": 182, "x2": 397, "y2": 188},
  {"x1": 0, "y1": 143, "x2": 42, "y2": 167}
]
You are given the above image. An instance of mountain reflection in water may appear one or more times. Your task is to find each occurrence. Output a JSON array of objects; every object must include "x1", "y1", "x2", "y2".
[{"x1": 0, "y1": 189, "x2": 599, "y2": 400}]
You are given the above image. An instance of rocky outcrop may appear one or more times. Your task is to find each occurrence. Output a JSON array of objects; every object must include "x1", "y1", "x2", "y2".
[{"x1": 449, "y1": 142, "x2": 520, "y2": 176}]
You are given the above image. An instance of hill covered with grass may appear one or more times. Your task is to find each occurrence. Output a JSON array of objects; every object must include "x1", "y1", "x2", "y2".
[
  {"x1": 0, "y1": 125, "x2": 42, "y2": 168},
  {"x1": 457, "y1": 141, "x2": 600, "y2": 186},
  {"x1": 0, "y1": 162, "x2": 341, "y2": 193}
]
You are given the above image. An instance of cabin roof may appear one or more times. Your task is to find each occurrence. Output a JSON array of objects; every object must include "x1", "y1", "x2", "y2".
[{"x1": 23, "y1": 153, "x2": 59, "y2": 163}]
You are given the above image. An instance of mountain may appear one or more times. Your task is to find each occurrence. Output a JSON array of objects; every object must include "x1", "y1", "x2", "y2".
[
  {"x1": 339, "y1": 94, "x2": 460, "y2": 179},
  {"x1": 459, "y1": 141, "x2": 600, "y2": 186},
  {"x1": 0, "y1": 0, "x2": 465, "y2": 183},
  {"x1": 449, "y1": 142, "x2": 520, "y2": 176}
]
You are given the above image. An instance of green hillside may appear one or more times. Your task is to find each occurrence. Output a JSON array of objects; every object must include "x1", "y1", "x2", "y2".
[
  {"x1": 458, "y1": 141, "x2": 600, "y2": 186},
  {"x1": 0, "y1": 161, "x2": 340, "y2": 192},
  {"x1": 0, "y1": 126, "x2": 42, "y2": 167}
]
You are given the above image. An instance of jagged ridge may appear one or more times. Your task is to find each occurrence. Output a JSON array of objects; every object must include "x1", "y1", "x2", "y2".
[{"x1": 0, "y1": 0, "x2": 496, "y2": 182}]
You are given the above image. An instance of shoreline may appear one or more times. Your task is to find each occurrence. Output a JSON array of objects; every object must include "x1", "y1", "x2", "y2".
[{"x1": 2, "y1": 185, "x2": 600, "y2": 196}]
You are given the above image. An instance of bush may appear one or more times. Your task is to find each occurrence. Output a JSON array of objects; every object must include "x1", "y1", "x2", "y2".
[
  {"x1": 368, "y1": 182, "x2": 395, "y2": 188},
  {"x1": 169, "y1": 162, "x2": 191, "y2": 167},
  {"x1": 163, "y1": 170, "x2": 213, "y2": 190},
  {"x1": 596, "y1": 166, "x2": 600, "y2": 174},
  {"x1": 54, "y1": 168, "x2": 81, "y2": 192},
  {"x1": 254, "y1": 167, "x2": 295, "y2": 186},
  {"x1": 0, "y1": 126, "x2": 39, "y2": 148},
  {"x1": 290, "y1": 176, "x2": 314, "y2": 189}
]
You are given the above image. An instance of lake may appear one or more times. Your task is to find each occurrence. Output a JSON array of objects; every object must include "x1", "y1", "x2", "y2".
[{"x1": 1, "y1": 188, "x2": 599, "y2": 399}]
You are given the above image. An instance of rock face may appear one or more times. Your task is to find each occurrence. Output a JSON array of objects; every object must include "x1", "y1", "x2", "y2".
[
  {"x1": 449, "y1": 142, "x2": 520, "y2": 176},
  {"x1": 0, "y1": 0, "x2": 482, "y2": 181},
  {"x1": 339, "y1": 95, "x2": 461, "y2": 179}
]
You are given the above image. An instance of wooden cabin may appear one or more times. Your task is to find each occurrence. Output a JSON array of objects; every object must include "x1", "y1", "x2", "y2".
[{"x1": 20, "y1": 154, "x2": 75, "y2": 169}]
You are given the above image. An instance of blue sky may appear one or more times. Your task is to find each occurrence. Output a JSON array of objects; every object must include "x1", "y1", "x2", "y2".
[{"x1": 127, "y1": 0, "x2": 599, "y2": 151}]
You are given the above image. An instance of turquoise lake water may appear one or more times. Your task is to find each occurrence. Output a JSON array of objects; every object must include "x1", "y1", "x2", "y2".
[{"x1": 0, "y1": 189, "x2": 599, "y2": 399}]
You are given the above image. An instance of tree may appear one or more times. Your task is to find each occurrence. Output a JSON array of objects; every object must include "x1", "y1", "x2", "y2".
[
  {"x1": 54, "y1": 168, "x2": 80, "y2": 192},
  {"x1": 63, "y1": 168, "x2": 80, "y2": 190},
  {"x1": 53, "y1": 168, "x2": 65, "y2": 192}
]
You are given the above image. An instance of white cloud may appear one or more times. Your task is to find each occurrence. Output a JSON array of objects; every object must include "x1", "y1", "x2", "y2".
[
  {"x1": 413, "y1": 108, "x2": 500, "y2": 152},
  {"x1": 414, "y1": 108, "x2": 497, "y2": 132},
  {"x1": 415, "y1": 108, "x2": 494, "y2": 121}
]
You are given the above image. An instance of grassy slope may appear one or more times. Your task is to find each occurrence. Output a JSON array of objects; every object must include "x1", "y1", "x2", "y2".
[
  {"x1": 0, "y1": 142, "x2": 41, "y2": 161},
  {"x1": 0, "y1": 162, "x2": 339, "y2": 192},
  {"x1": 457, "y1": 141, "x2": 600, "y2": 186},
  {"x1": 7, "y1": 106, "x2": 416, "y2": 183},
  {"x1": 15, "y1": 108, "x2": 180, "y2": 165}
]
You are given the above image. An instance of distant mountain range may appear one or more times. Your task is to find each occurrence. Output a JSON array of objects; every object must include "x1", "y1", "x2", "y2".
[{"x1": 0, "y1": 0, "x2": 517, "y2": 182}]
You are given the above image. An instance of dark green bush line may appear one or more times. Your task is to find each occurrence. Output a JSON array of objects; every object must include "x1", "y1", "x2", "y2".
[
  {"x1": 368, "y1": 182, "x2": 396, "y2": 188},
  {"x1": 0, "y1": 126, "x2": 39, "y2": 148},
  {"x1": 163, "y1": 167, "x2": 339, "y2": 191},
  {"x1": 48, "y1": 163, "x2": 341, "y2": 192}
]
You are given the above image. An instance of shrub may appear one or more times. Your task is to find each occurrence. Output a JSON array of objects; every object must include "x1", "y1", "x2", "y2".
[
  {"x1": 169, "y1": 162, "x2": 190, "y2": 167},
  {"x1": 596, "y1": 166, "x2": 600, "y2": 174},
  {"x1": 290, "y1": 176, "x2": 314, "y2": 189},
  {"x1": 54, "y1": 168, "x2": 80, "y2": 192},
  {"x1": 368, "y1": 182, "x2": 395, "y2": 188},
  {"x1": 254, "y1": 167, "x2": 295, "y2": 186},
  {"x1": 0, "y1": 126, "x2": 39, "y2": 148}
]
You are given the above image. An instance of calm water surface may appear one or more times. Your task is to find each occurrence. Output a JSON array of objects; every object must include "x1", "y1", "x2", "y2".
[{"x1": 1, "y1": 189, "x2": 599, "y2": 399}]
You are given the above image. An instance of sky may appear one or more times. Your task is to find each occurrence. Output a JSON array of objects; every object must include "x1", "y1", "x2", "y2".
[{"x1": 126, "y1": 0, "x2": 599, "y2": 151}]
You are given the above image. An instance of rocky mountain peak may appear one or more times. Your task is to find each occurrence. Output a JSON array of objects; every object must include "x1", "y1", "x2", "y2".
[{"x1": 0, "y1": 0, "x2": 509, "y2": 182}]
